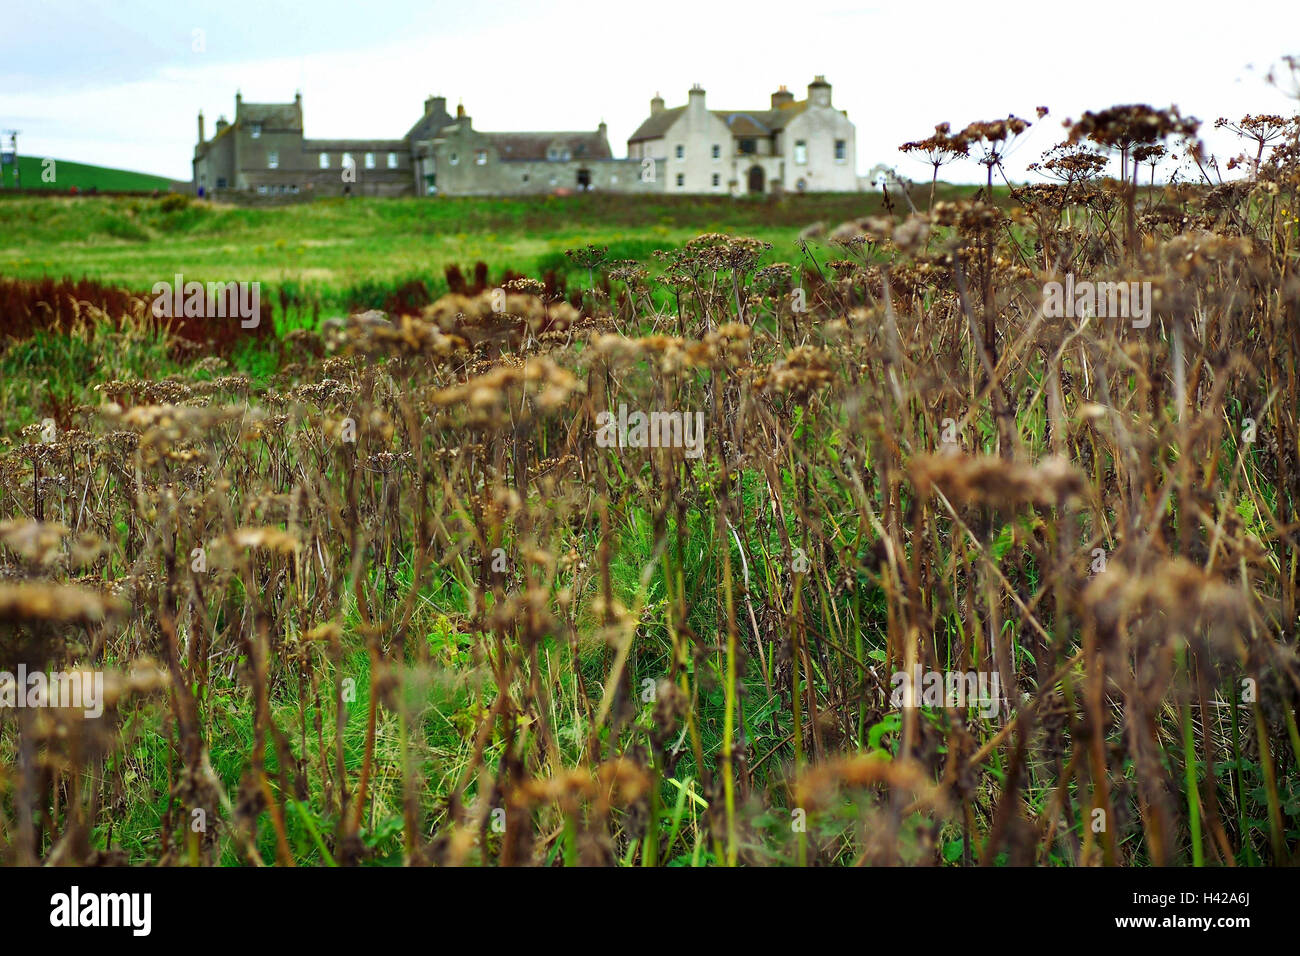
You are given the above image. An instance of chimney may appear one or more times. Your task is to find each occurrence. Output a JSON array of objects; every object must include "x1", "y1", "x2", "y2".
[
  {"x1": 235, "y1": 91, "x2": 242, "y2": 111},
  {"x1": 294, "y1": 91, "x2": 301, "y2": 105},
  {"x1": 687, "y1": 83, "x2": 705, "y2": 113},
  {"x1": 215, "y1": 115, "x2": 229, "y2": 133},
  {"x1": 598, "y1": 119, "x2": 607, "y2": 138},
  {"x1": 197, "y1": 111, "x2": 205, "y2": 144},
  {"x1": 650, "y1": 92, "x2": 665, "y2": 114},
  {"x1": 771, "y1": 85, "x2": 794, "y2": 109},
  {"x1": 807, "y1": 75, "x2": 832, "y2": 108},
  {"x1": 456, "y1": 100, "x2": 466, "y2": 119},
  {"x1": 425, "y1": 95, "x2": 447, "y2": 116}
]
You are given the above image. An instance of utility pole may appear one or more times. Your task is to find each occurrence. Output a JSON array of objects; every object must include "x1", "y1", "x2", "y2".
[{"x1": 0, "y1": 131, "x2": 19, "y2": 189}]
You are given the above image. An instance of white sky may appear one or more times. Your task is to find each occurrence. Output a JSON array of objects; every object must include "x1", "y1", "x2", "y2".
[{"x1": 1, "y1": 0, "x2": 1296, "y2": 184}]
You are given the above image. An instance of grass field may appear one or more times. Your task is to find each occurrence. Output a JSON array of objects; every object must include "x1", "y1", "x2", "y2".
[
  {"x1": 0, "y1": 188, "x2": 986, "y2": 298},
  {"x1": 0, "y1": 155, "x2": 175, "y2": 192}
]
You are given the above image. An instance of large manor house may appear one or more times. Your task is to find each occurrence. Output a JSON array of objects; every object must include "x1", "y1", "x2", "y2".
[{"x1": 192, "y1": 77, "x2": 861, "y2": 198}]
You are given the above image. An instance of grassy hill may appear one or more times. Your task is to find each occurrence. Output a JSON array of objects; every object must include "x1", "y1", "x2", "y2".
[
  {"x1": 0, "y1": 186, "x2": 987, "y2": 287},
  {"x1": 0, "y1": 155, "x2": 176, "y2": 192}
]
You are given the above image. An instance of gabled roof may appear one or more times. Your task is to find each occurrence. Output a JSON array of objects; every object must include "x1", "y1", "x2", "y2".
[
  {"x1": 628, "y1": 107, "x2": 686, "y2": 143},
  {"x1": 628, "y1": 99, "x2": 811, "y2": 143},
  {"x1": 721, "y1": 113, "x2": 770, "y2": 138},
  {"x1": 481, "y1": 131, "x2": 613, "y2": 161},
  {"x1": 406, "y1": 106, "x2": 455, "y2": 142}
]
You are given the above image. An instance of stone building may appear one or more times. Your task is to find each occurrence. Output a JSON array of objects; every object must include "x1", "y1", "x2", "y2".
[
  {"x1": 409, "y1": 100, "x2": 649, "y2": 196},
  {"x1": 193, "y1": 77, "x2": 858, "y2": 198},
  {"x1": 193, "y1": 93, "x2": 412, "y2": 197},
  {"x1": 627, "y1": 77, "x2": 857, "y2": 194}
]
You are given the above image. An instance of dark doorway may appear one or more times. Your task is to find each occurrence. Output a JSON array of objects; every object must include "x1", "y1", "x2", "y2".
[
  {"x1": 747, "y1": 165, "x2": 764, "y2": 194},
  {"x1": 576, "y1": 168, "x2": 591, "y2": 190}
]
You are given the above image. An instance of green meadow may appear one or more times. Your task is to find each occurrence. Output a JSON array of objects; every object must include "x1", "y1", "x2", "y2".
[{"x1": 0, "y1": 188, "x2": 986, "y2": 305}]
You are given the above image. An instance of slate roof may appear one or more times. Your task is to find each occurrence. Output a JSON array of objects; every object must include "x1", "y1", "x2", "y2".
[
  {"x1": 302, "y1": 139, "x2": 409, "y2": 151},
  {"x1": 480, "y1": 131, "x2": 613, "y2": 161},
  {"x1": 406, "y1": 106, "x2": 456, "y2": 142},
  {"x1": 628, "y1": 100, "x2": 810, "y2": 143},
  {"x1": 628, "y1": 107, "x2": 687, "y2": 143}
]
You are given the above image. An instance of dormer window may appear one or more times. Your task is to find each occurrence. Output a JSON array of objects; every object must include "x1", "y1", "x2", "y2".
[
  {"x1": 475, "y1": 149, "x2": 487, "y2": 165},
  {"x1": 267, "y1": 151, "x2": 278, "y2": 169},
  {"x1": 738, "y1": 138, "x2": 756, "y2": 155},
  {"x1": 250, "y1": 123, "x2": 262, "y2": 138},
  {"x1": 546, "y1": 145, "x2": 571, "y2": 162}
]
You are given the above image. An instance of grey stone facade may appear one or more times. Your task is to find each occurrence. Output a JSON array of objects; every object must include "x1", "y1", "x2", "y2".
[{"x1": 193, "y1": 94, "x2": 413, "y2": 198}]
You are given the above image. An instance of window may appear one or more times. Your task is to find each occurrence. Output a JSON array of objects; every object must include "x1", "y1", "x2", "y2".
[
  {"x1": 835, "y1": 139, "x2": 847, "y2": 162},
  {"x1": 250, "y1": 123, "x2": 262, "y2": 138},
  {"x1": 712, "y1": 173, "x2": 720, "y2": 187},
  {"x1": 711, "y1": 144, "x2": 720, "y2": 159},
  {"x1": 364, "y1": 152, "x2": 376, "y2": 169},
  {"x1": 475, "y1": 149, "x2": 487, "y2": 165},
  {"x1": 738, "y1": 138, "x2": 756, "y2": 155},
  {"x1": 319, "y1": 153, "x2": 330, "y2": 169},
  {"x1": 267, "y1": 150, "x2": 279, "y2": 169},
  {"x1": 342, "y1": 152, "x2": 354, "y2": 171},
  {"x1": 675, "y1": 144, "x2": 684, "y2": 159},
  {"x1": 794, "y1": 140, "x2": 808, "y2": 164},
  {"x1": 216, "y1": 177, "x2": 227, "y2": 188},
  {"x1": 676, "y1": 173, "x2": 684, "y2": 187},
  {"x1": 522, "y1": 173, "x2": 529, "y2": 182},
  {"x1": 546, "y1": 146, "x2": 571, "y2": 161},
  {"x1": 449, "y1": 152, "x2": 459, "y2": 165},
  {"x1": 257, "y1": 185, "x2": 268, "y2": 194},
  {"x1": 387, "y1": 152, "x2": 398, "y2": 169}
]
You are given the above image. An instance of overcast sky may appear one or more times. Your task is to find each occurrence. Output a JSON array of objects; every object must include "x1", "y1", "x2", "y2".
[{"x1": 2, "y1": 0, "x2": 1296, "y2": 184}]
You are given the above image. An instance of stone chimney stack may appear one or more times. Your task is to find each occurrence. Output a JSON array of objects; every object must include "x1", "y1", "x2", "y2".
[
  {"x1": 197, "y1": 111, "x2": 205, "y2": 144},
  {"x1": 650, "y1": 92, "x2": 665, "y2": 114},
  {"x1": 426, "y1": 95, "x2": 447, "y2": 116},
  {"x1": 771, "y1": 85, "x2": 794, "y2": 109},
  {"x1": 456, "y1": 100, "x2": 466, "y2": 119},
  {"x1": 807, "y1": 75, "x2": 832, "y2": 108},
  {"x1": 687, "y1": 83, "x2": 705, "y2": 114}
]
